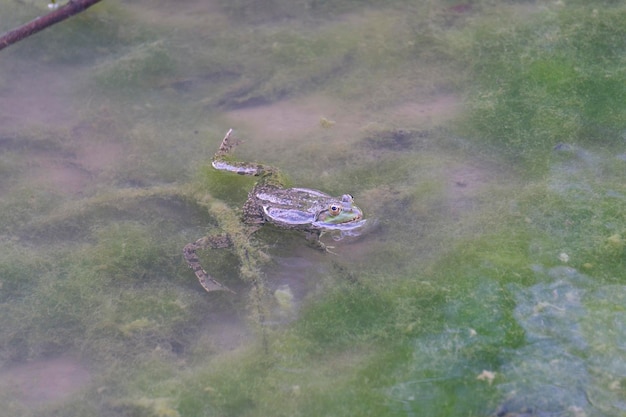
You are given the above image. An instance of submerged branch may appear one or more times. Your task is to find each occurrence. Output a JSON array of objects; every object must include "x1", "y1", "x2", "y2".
[{"x1": 0, "y1": 0, "x2": 102, "y2": 52}]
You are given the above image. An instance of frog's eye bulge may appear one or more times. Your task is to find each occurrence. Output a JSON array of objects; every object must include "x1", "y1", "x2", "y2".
[{"x1": 328, "y1": 204, "x2": 343, "y2": 216}]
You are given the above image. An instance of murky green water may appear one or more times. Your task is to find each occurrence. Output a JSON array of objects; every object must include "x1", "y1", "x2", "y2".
[{"x1": 1, "y1": 1, "x2": 626, "y2": 416}]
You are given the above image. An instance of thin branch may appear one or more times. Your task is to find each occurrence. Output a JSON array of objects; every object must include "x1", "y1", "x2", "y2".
[{"x1": 0, "y1": 0, "x2": 103, "y2": 52}]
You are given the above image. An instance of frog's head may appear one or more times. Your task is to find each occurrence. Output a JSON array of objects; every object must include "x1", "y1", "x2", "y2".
[{"x1": 314, "y1": 194, "x2": 364, "y2": 228}]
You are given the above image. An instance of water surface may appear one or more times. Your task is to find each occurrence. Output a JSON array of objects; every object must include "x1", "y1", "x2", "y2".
[{"x1": 0, "y1": 1, "x2": 625, "y2": 416}]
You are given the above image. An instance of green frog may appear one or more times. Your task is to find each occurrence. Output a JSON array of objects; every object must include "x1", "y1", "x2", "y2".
[{"x1": 184, "y1": 129, "x2": 366, "y2": 293}]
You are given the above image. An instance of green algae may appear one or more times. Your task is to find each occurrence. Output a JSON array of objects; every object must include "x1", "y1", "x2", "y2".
[
  {"x1": 92, "y1": 40, "x2": 176, "y2": 92},
  {"x1": 458, "y1": 4, "x2": 626, "y2": 171},
  {"x1": 2, "y1": 1, "x2": 626, "y2": 416}
]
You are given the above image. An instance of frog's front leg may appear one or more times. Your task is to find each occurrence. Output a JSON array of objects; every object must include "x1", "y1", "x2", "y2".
[
  {"x1": 305, "y1": 229, "x2": 327, "y2": 251},
  {"x1": 183, "y1": 234, "x2": 236, "y2": 293}
]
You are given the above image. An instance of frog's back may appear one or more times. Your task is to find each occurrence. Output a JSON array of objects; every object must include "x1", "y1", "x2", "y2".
[{"x1": 254, "y1": 187, "x2": 331, "y2": 228}]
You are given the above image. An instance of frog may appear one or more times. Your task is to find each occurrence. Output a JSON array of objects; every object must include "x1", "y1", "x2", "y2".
[{"x1": 183, "y1": 129, "x2": 366, "y2": 293}]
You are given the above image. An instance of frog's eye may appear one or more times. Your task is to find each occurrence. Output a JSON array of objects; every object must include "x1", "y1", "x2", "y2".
[
  {"x1": 328, "y1": 204, "x2": 343, "y2": 216},
  {"x1": 341, "y1": 194, "x2": 354, "y2": 209}
]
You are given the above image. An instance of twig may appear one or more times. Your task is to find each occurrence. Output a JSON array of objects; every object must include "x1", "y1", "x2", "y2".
[{"x1": 0, "y1": 0, "x2": 102, "y2": 52}]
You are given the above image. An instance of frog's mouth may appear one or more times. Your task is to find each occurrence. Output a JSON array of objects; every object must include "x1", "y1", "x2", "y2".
[
  {"x1": 313, "y1": 217, "x2": 367, "y2": 232},
  {"x1": 315, "y1": 206, "x2": 364, "y2": 227}
]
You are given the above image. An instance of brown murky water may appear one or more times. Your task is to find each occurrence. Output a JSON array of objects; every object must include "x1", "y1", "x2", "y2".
[
  {"x1": 0, "y1": 357, "x2": 90, "y2": 408},
  {"x1": 225, "y1": 93, "x2": 461, "y2": 143}
]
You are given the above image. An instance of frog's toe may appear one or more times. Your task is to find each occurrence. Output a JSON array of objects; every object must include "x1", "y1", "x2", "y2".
[{"x1": 197, "y1": 272, "x2": 236, "y2": 294}]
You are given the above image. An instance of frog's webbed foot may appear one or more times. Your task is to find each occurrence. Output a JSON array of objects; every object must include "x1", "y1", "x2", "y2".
[
  {"x1": 214, "y1": 128, "x2": 239, "y2": 159},
  {"x1": 325, "y1": 246, "x2": 338, "y2": 255},
  {"x1": 183, "y1": 234, "x2": 236, "y2": 294},
  {"x1": 305, "y1": 230, "x2": 331, "y2": 252}
]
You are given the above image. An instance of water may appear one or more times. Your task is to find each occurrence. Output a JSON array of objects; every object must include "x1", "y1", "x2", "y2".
[{"x1": 0, "y1": 1, "x2": 625, "y2": 416}]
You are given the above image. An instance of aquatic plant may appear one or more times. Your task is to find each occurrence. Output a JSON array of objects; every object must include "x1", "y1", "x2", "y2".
[
  {"x1": 92, "y1": 40, "x2": 175, "y2": 92},
  {"x1": 459, "y1": 4, "x2": 626, "y2": 170}
]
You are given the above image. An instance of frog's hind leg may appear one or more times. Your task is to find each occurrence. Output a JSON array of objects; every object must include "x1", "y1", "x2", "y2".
[
  {"x1": 211, "y1": 129, "x2": 262, "y2": 176},
  {"x1": 214, "y1": 128, "x2": 239, "y2": 159},
  {"x1": 183, "y1": 234, "x2": 236, "y2": 293}
]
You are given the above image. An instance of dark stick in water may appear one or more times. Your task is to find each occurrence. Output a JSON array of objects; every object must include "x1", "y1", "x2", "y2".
[{"x1": 0, "y1": 0, "x2": 102, "y2": 52}]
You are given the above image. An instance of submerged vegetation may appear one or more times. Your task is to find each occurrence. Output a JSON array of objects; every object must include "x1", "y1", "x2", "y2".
[
  {"x1": 1, "y1": 0, "x2": 626, "y2": 416},
  {"x1": 460, "y1": 3, "x2": 626, "y2": 170}
]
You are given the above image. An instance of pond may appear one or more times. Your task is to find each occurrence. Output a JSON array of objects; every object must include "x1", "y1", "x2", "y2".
[{"x1": 0, "y1": 1, "x2": 625, "y2": 416}]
